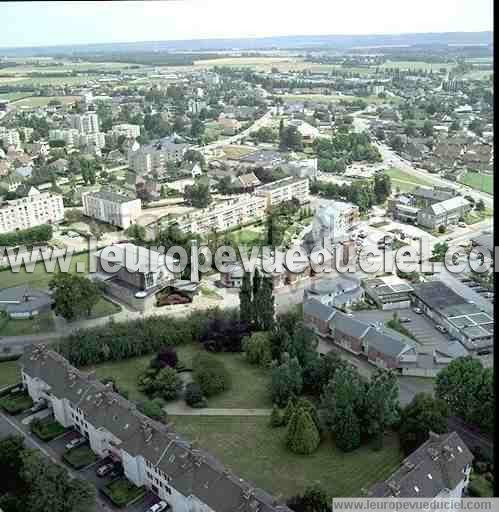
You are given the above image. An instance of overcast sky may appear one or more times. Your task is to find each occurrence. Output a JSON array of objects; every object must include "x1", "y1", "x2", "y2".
[{"x1": 0, "y1": 0, "x2": 494, "y2": 48}]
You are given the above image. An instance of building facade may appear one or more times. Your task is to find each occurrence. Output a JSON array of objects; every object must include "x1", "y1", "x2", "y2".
[
  {"x1": 82, "y1": 190, "x2": 142, "y2": 229},
  {"x1": 255, "y1": 177, "x2": 309, "y2": 208},
  {"x1": 0, "y1": 187, "x2": 64, "y2": 234}
]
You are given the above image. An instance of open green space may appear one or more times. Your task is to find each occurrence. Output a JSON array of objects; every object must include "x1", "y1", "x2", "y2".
[
  {"x1": 10, "y1": 95, "x2": 80, "y2": 108},
  {"x1": 469, "y1": 473, "x2": 494, "y2": 497},
  {"x1": 0, "y1": 92, "x2": 32, "y2": 102},
  {"x1": 227, "y1": 225, "x2": 265, "y2": 248},
  {"x1": 0, "y1": 361, "x2": 21, "y2": 388},
  {"x1": 282, "y1": 93, "x2": 392, "y2": 105},
  {"x1": 85, "y1": 297, "x2": 122, "y2": 320},
  {"x1": 384, "y1": 168, "x2": 434, "y2": 192},
  {"x1": 0, "y1": 311, "x2": 55, "y2": 336},
  {"x1": 63, "y1": 444, "x2": 98, "y2": 469},
  {"x1": 0, "y1": 391, "x2": 33, "y2": 414},
  {"x1": 379, "y1": 61, "x2": 455, "y2": 72},
  {"x1": 0, "y1": 251, "x2": 91, "y2": 289},
  {"x1": 459, "y1": 172, "x2": 493, "y2": 194},
  {"x1": 101, "y1": 477, "x2": 146, "y2": 508},
  {"x1": 171, "y1": 416, "x2": 402, "y2": 498}
]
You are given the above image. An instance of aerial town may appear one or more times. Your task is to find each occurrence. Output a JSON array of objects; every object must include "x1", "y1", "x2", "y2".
[{"x1": 0, "y1": 3, "x2": 495, "y2": 511}]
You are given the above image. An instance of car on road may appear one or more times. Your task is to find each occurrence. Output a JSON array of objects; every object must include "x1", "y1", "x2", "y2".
[
  {"x1": 96, "y1": 463, "x2": 115, "y2": 477},
  {"x1": 148, "y1": 501, "x2": 169, "y2": 512},
  {"x1": 435, "y1": 325, "x2": 447, "y2": 333},
  {"x1": 65, "y1": 437, "x2": 86, "y2": 451},
  {"x1": 413, "y1": 307, "x2": 423, "y2": 314},
  {"x1": 458, "y1": 222, "x2": 466, "y2": 228},
  {"x1": 399, "y1": 317, "x2": 411, "y2": 323}
]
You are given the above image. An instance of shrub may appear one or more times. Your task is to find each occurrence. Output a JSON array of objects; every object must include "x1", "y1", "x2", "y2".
[
  {"x1": 242, "y1": 332, "x2": 272, "y2": 368},
  {"x1": 269, "y1": 406, "x2": 284, "y2": 428},
  {"x1": 184, "y1": 382, "x2": 207, "y2": 408},
  {"x1": 155, "y1": 347, "x2": 178, "y2": 369},
  {"x1": 286, "y1": 408, "x2": 320, "y2": 455},
  {"x1": 137, "y1": 399, "x2": 167, "y2": 422},
  {"x1": 192, "y1": 353, "x2": 230, "y2": 397}
]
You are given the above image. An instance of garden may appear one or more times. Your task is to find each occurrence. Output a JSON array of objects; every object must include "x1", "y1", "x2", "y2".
[
  {"x1": 30, "y1": 417, "x2": 67, "y2": 442},
  {"x1": 101, "y1": 477, "x2": 146, "y2": 508},
  {"x1": 0, "y1": 390, "x2": 33, "y2": 414},
  {"x1": 62, "y1": 444, "x2": 98, "y2": 469}
]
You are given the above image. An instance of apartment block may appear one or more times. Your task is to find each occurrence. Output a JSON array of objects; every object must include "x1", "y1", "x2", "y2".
[
  {"x1": 71, "y1": 113, "x2": 100, "y2": 134},
  {"x1": 0, "y1": 187, "x2": 64, "y2": 234},
  {"x1": 49, "y1": 128, "x2": 81, "y2": 147},
  {"x1": 0, "y1": 127, "x2": 21, "y2": 148},
  {"x1": 129, "y1": 137, "x2": 190, "y2": 176},
  {"x1": 255, "y1": 176, "x2": 309, "y2": 208},
  {"x1": 20, "y1": 345, "x2": 292, "y2": 512},
  {"x1": 175, "y1": 194, "x2": 267, "y2": 234},
  {"x1": 82, "y1": 190, "x2": 142, "y2": 229},
  {"x1": 111, "y1": 123, "x2": 141, "y2": 139}
]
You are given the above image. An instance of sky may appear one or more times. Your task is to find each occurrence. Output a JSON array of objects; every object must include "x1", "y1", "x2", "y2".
[{"x1": 0, "y1": 0, "x2": 494, "y2": 48}]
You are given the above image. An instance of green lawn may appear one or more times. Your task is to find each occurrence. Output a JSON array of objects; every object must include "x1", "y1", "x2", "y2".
[
  {"x1": 385, "y1": 168, "x2": 434, "y2": 192},
  {"x1": 227, "y1": 226, "x2": 266, "y2": 248},
  {"x1": 459, "y1": 172, "x2": 493, "y2": 194},
  {"x1": 63, "y1": 445, "x2": 98, "y2": 469},
  {"x1": 86, "y1": 297, "x2": 121, "y2": 320},
  {"x1": 101, "y1": 477, "x2": 146, "y2": 507},
  {"x1": 0, "y1": 311, "x2": 55, "y2": 336},
  {"x1": 0, "y1": 391, "x2": 33, "y2": 414},
  {"x1": 10, "y1": 95, "x2": 80, "y2": 108},
  {"x1": 379, "y1": 61, "x2": 455, "y2": 72},
  {"x1": 0, "y1": 252, "x2": 91, "y2": 289},
  {"x1": 171, "y1": 416, "x2": 402, "y2": 498},
  {"x1": 0, "y1": 361, "x2": 21, "y2": 388},
  {"x1": 30, "y1": 417, "x2": 67, "y2": 441}
]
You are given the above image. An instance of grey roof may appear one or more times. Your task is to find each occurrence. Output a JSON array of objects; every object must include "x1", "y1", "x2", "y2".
[
  {"x1": 256, "y1": 176, "x2": 307, "y2": 192},
  {"x1": 411, "y1": 281, "x2": 467, "y2": 313},
  {"x1": 19, "y1": 346, "x2": 292, "y2": 512},
  {"x1": 471, "y1": 234, "x2": 493, "y2": 253},
  {"x1": 85, "y1": 190, "x2": 137, "y2": 204},
  {"x1": 364, "y1": 328, "x2": 415, "y2": 358},
  {"x1": 303, "y1": 298, "x2": 336, "y2": 322},
  {"x1": 369, "y1": 432, "x2": 473, "y2": 498},
  {"x1": 0, "y1": 286, "x2": 52, "y2": 315},
  {"x1": 427, "y1": 196, "x2": 469, "y2": 216},
  {"x1": 330, "y1": 312, "x2": 371, "y2": 339}
]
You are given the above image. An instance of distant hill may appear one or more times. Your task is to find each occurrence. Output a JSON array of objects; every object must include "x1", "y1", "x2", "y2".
[{"x1": 0, "y1": 31, "x2": 493, "y2": 56}]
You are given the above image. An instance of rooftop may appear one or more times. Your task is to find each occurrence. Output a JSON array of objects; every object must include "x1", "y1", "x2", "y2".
[{"x1": 85, "y1": 190, "x2": 138, "y2": 204}]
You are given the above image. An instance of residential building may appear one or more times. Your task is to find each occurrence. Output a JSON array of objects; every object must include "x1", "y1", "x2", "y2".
[
  {"x1": 49, "y1": 128, "x2": 81, "y2": 147},
  {"x1": 174, "y1": 194, "x2": 267, "y2": 234},
  {"x1": 111, "y1": 123, "x2": 141, "y2": 139},
  {"x1": 304, "y1": 275, "x2": 364, "y2": 309},
  {"x1": 218, "y1": 117, "x2": 242, "y2": 135},
  {"x1": 70, "y1": 113, "x2": 100, "y2": 134},
  {"x1": 0, "y1": 127, "x2": 21, "y2": 149},
  {"x1": 255, "y1": 177, "x2": 309, "y2": 208},
  {"x1": 237, "y1": 172, "x2": 261, "y2": 190},
  {"x1": 129, "y1": 137, "x2": 189, "y2": 176},
  {"x1": 411, "y1": 185, "x2": 458, "y2": 208},
  {"x1": 281, "y1": 158, "x2": 318, "y2": 180},
  {"x1": 82, "y1": 190, "x2": 142, "y2": 229},
  {"x1": 0, "y1": 187, "x2": 64, "y2": 234},
  {"x1": 311, "y1": 200, "x2": 359, "y2": 244},
  {"x1": 411, "y1": 281, "x2": 493, "y2": 354},
  {"x1": 286, "y1": 119, "x2": 320, "y2": 142},
  {"x1": 417, "y1": 197, "x2": 470, "y2": 229},
  {"x1": 79, "y1": 132, "x2": 106, "y2": 150},
  {"x1": 368, "y1": 431, "x2": 473, "y2": 498},
  {"x1": 20, "y1": 345, "x2": 292, "y2": 512}
]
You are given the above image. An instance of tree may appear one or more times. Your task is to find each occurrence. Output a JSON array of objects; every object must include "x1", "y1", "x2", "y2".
[
  {"x1": 269, "y1": 405, "x2": 284, "y2": 428},
  {"x1": 125, "y1": 224, "x2": 146, "y2": 242},
  {"x1": 193, "y1": 353, "x2": 231, "y2": 397},
  {"x1": 49, "y1": 273, "x2": 101, "y2": 321},
  {"x1": 431, "y1": 241, "x2": 449, "y2": 262},
  {"x1": 254, "y1": 276, "x2": 275, "y2": 331},
  {"x1": 438, "y1": 224, "x2": 447, "y2": 234},
  {"x1": 0, "y1": 435, "x2": 26, "y2": 497},
  {"x1": 286, "y1": 407, "x2": 320, "y2": 455},
  {"x1": 450, "y1": 119, "x2": 461, "y2": 132},
  {"x1": 288, "y1": 485, "x2": 330, "y2": 512},
  {"x1": 404, "y1": 121, "x2": 417, "y2": 137},
  {"x1": 373, "y1": 173, "x2": 392, "y2": 204},
  {"x1": 365, "y1": 369, "x2": 400, "y2": 448},
  {"x1": 20, "y1": 449, "x2": 95, "y2": 512},
  {"x1": 183, "y1": 180, "x2": 212, "y2": 208},
  {"x1": 280, "y1": 125, "x2": 303, "y2": 151},
  {"x1": 271, "y1": 357, "x2": 303, "y2": 407},
  {"x1": 476, "y1": 199, "x2": 486, "y2": 212},
  {"x1": 436, "y1": 357, "x2": 493, "y2": 431},
  {"x1": 422, "y1": 120, "x2": 434, "y2": 137},
  {"x1": 184, "y1": 382, "x2": 207, "y2": 408},
  {"x1": 137, "y1": 398, "x2": 167, "y2": 421},
  {"x1": 242, "y1": 331, "x2": 272, "y2": 368},
  {"x1": 239, "y1": 271, "x2": 253, "y2": 325},
  {"x1": 399, "y1": 393, "x2": 449, "y2": 455},
  {"x1": 153, "y1": 367, "x2": 183, "y2": 401}
]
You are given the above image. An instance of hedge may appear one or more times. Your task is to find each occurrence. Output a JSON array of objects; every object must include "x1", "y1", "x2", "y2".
[
  {"x1": 0, "y1": 224, "x2": 53, "y2": 247},
  {"x1": 192, "y1": 353, "x2": 230, "y2": 397}
]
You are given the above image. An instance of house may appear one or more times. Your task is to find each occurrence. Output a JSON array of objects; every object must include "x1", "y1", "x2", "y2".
[
  {"x1": 129, "y1": 137, "x2": 190, "y2": 176},
  {"x1": 304, "y1": 275, "x2": 364, "y2": 309},
  {"x1": 286, "y1": 119, "x2": 320, "y2": 143},
  {"x1": 363, "y1": 276, "x2": 414, "y2": 310},
  {"x1": 411, "y1": 185, "x2": 458, "y2": 208},
  {"x1": 281, "y1": 158, "x2": 318, "y2": 180},
  {"x1": 417, "y1": 196, "x2": 470, "y2": 229},
  {"x1": 303, "y1": 298, "x2": 337, "y2": 335},
  {"x1": 19, "y1": 345, "x2": 293, "y2": 512},
  {"x1": 14, "y1": 165, "x2": 33, "y2": 179},
  {"x1": 368, "y1": 431, "x2": 473, "y2": 498}
]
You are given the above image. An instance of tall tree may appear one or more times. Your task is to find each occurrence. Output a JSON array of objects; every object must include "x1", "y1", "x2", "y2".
[
  {"x1": 286, "y1": 407, "x2": 321, "y2": 455},
  {"x1": 239, "y1": 271, "x2": 253, "y2": 325},
  {"x1": 288, "y1": 485, "x2": 330, "y2": 512},
  {"x1": 254, "y1": 275, "x2": 275, "y2": 331}
]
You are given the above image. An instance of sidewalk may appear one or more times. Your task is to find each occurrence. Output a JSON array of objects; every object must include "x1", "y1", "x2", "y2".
[{"x1": 165, "y1": 401, "x2": 271, "y2": 416}]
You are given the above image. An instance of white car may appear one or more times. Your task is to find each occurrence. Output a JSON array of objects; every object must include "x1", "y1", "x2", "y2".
[
  {"x1": 65, "y1": 437, "x2": 86, "y2": 451},
  {"x1": 148, "y1": 502, "x2": 169, "y2": 512}
]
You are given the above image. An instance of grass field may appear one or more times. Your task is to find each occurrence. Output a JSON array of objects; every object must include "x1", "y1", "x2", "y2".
[
  {"x1": 281, "y1": 93, "x2": 393, "y2": 105},
  {"x1": 0, "y1": 361, "x2": 21, "y2": 388},
  {"x1": 384, "y1": 168, "x2": 434, "y2": 192},
  {"x1": 10, "y1": 95, "x2": 80, "y2": 108},
  {"x1": 171, "y1": 416, "x2": 402, "y2": 498},
  {"x1": 221, "y1": 145, "x2": 256, "y2": 159},
  {"x1": 0, "y1": 92, "x2": 33, "y2": 102},
  {"x1": 86, "y1": 297, "x2": 122, "y2": 320},
  {"x1": 0, "y1": 311, "x2": 55, "y2": 336},
  {"x1": 379, "y1": 61, "x2": 455, "y2": 72},
  {"x1": 227, "y1": 225, "x2": 265, "y2": 248},
  {"x1": 0, "y1": 251, "x2": 91, "y2": 289},
  {"x1": 459, "y1": 172, "x2": 493, "y2": 194}
]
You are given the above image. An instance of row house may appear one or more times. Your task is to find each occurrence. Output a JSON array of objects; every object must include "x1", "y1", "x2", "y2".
[{"x1": 20, "y1": 345, "x2": 292, "y2": 512}]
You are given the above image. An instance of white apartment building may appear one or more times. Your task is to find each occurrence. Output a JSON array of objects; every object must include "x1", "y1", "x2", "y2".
[
  {"x1": 255, "y1": 177, "x2": 309, "y2": 208},
  {"x1": 20, "y1": 345, "x2": 291, "y2": 512},
  {"x1": 79, "y1": 132, "x2": 106, "y2": 150},
  {"x1": 82, "y1": 190, "x2": 142, "y2": 229},
  {"x1": 0, "y1": 187, "x2": 64, "y2": 234},
  {"x1": 175, "y1": 194, "x2": 267, "y2": 234},
  {"x1": 0, "y1": 127, "x2": 21, "y2": 149},
  {"x1": 129, "y1": 138, "x2": 190, "y2": 176},
  {"x1": 70, "y1": 113, "x2": 100, "y2": 134},
  {"x1": 49, "y1": 128, "x2": 81, "y2": 147},
  {"x1": 111, "y1": 123, "x2": 141, "y2": 139},
  {"x1": 311, "y1": 200, "x2": 360, "y2": 243}
]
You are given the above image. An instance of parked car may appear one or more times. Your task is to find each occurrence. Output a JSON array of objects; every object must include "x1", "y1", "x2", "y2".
[
  {"x1": 458, "y1": 222, "x2": 466, "y2": 228},
  {"x1": 399, "y1": 317, "x2": 411, "y2": 323},
  {"x1": 435, "y1": 325, "x2": 447, "y2": 333},
  {"x1": 96, "y1": 463, "x2": 115, "y2": 477},
  {"x1": 413, "y1": 307, "x2": 423, "y2": 314},
  {"x1": 27, "y1": 400, "x2": 47, "y2": 414},
  {"x1": 65, "y1": 437, "x2": 86, "y2": 451},
  {"x1": 467, "y1": 282, "x2": 479, "y2": 288},
  {"x1": 148, "y1": 502, "x2": 169, "y2": 512}
]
